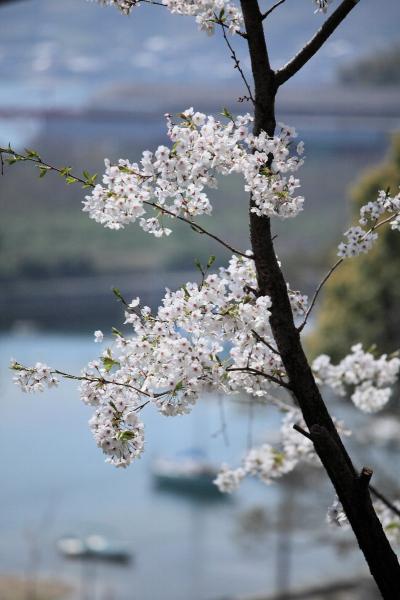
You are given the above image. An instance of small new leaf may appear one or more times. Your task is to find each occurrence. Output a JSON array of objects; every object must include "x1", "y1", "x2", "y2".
[
  {"x1": 25, "y1": 148, "x2": 40, "y2": 160},
  {"x1": 39, "y1": 166, "x2": 49, "y2": 178},
  {"x1": 101, "y1": 355, "x2": 120, "y2": 373},
  {"x1": 207, "y1": 255, "x2": 216, "y2": 268},
  {"x1": 116, "y1": 430, "x2": 136, "y2": 442},
  {"x1": 112, "y1": 287, "x2": 128, "y2": 306}
]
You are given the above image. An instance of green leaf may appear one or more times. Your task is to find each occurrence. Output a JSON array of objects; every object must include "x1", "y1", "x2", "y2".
[
  {"x1": 25, "y1": 148, "x2": 40, "y2": 159},
  {"x1": 386, "y1": 522, "x2": 400, "y2": 531},
  {"x1": 101, "y1": 355, "x2": 120, "y2": 373},
  {"x1": 173, "y1": 380, "x2": 184, "y2": 393},
  {"x1": 181, "y1": 285, "x2": 190, "y2": 300},
  {"x1": 112, "y1": 287, "x2": 128, "y2": 306},
  {"x1": 171, "y1": 141, "x2": 180, "y2": 155},
  {"x1": 10, "y1": 361, "x2": 23, "y2": 371},
  {"x1": 112, "y1": 327, "x2": 123, "y2": 337},
  {"x1": 194, "y1": 258, "x2": 204, "y2": 274},
  {"x1": 39, "y1": 166, "x2": 49, "y2": 178},
  {"x1": 116, "y1": 430, "x2": 136, "y2": 441},
  {"x1": 207, "y1": 255, "x2": 216, "y2": 268},
  {"x1": 221, "y1": 107, "x2": 233, "y2": 120},
  {"x1": 118, "y1": 165, "x2": 133, "y2": 174},
  {"x1": 66, "y1": 176, "x2": 78, "y2": 184}
]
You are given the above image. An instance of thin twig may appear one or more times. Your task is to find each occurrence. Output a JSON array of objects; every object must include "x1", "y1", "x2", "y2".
[
  {"x1": 298, "y1": 257, "x2": 342, "y2": 332},
  {"x1": 293, "y1": 423, "x2": 312, "y2": 440},
  {"x1": 218, "y1": 17, "x2": 255, "y2": 104},
  {"x1": 146, "y1": 200, "x2": 251, "y2": 258},
  {"x1": 298, "y1": 212, "x2": 400, "y2": 331},
  {"x1": 275, "y1": 0, "x2": 359, "y2": 86},
  {"x1": 293, "y1": 425, "x2": 400, "y2": 519},
  {"x1": 218, "y1": 19, "x2": 248, "y2": 39},
  {"x1": 261, "y1": 0, "x2": 288, "y2": 20},
  {"x1": 251, "y1": 329, "x2": 281, "y2": 355},
  {"x1": 226, "y1": 366, "x2": 292, "y2": 391},
  {"x1": 53, "y1": 369, "x2": 167, "y2": 399},
  {"x1": 0, "y1": 146, "x2": 251, "y2": 260},
  {"x1": 370, "y1": 485, "x2": 400, "y2": 519}
]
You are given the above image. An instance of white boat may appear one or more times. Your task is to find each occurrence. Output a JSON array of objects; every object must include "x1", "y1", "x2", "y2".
[
  {"x1": 57, "y1": 534, "x2": 132, "y2": 564},
  {"x1": 152, "y1": 449, "x2": 224, "y2": 498}
]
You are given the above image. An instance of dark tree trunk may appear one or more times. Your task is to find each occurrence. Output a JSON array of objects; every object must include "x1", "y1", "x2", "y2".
[{"x1": 240, "y1": 1, "x2": 400, "y2": 597}]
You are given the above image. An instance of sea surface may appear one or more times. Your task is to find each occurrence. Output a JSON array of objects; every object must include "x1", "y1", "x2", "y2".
[{"x1": 0, "y1": 333, "x2": 370, "y2": 600}]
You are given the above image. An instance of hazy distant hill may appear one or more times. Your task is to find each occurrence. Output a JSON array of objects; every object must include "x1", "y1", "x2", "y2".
[
  {"x1": 339, "y1": 45, "x2": 400, "y2": 87},
  {"x1": 1, "y1": 0, "x2": 400, "y2": 109}
]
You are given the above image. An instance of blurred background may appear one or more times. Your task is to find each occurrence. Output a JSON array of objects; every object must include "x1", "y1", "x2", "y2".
[{"x1": 1, "y1": 0, "x2": 400, "y2": 598}]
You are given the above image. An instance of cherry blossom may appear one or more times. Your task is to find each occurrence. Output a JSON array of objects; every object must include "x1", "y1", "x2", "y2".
[
  {"x1": 314, "y1": 0, "x2": 332, "y2": 13},
  {"x1": 94, "y1": 0, "x2": 243, "y2": 34},
  {"x1": 337, "y1": 188, "x2": 400, "y2": 258},
  {"x1": 312, "y1": 344, "x2": 400, "y2": 413},
  {"x1": 214, "y1": 464, "x2": 245, "y2": 493},
  {"x1": 327, "y1": 497, "x2": 400, "y2": 546},
  {"x1": 94, "y1": 330, "x2": 104, "y2": 343},
  {"x1": 82, "y1": 110, "x2": 305, "y2": 234},
  {"x1": 11, "y1": 361, "x2": 59, "y2": 393},
  {"x1": 214, "y1": 408, "x2": 350, "y2": 492}
]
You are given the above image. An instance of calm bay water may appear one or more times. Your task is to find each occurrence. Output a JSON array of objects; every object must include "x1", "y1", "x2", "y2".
[{"x1": 0, "y1": 333, "x2": 367, "y2": 600}]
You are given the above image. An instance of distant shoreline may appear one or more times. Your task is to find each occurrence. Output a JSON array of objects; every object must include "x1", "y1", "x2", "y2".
[{"x1": 1, "y1": 85, "x2": 400, "y2": 124}]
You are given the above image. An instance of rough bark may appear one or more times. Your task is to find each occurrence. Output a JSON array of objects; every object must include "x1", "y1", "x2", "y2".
[{"x1": 240, "y1": 1, "x2": 400, "y2": 597}]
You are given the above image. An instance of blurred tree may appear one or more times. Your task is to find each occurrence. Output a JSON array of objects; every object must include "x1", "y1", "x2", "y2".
[
  {"x1": 310, "y1": 134, "x2": 400, "y2": 361},
  {"x1": 339, "y1": 45, "x2": 400, "y2": 86}
]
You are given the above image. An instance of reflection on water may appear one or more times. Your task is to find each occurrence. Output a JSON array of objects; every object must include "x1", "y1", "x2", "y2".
[{"x1": 0, "y1": 333, "x2": 368, "y2": 600}]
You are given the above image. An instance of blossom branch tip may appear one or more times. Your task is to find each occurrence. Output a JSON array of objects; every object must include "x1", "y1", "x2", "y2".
[{"x1": 359, "y1": 466, "x2": 373, "y2": 488}]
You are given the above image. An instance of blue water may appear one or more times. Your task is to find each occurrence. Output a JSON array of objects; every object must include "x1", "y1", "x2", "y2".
[{"x1": 0, "y1": 333, "x2": 368, "y2": 599}]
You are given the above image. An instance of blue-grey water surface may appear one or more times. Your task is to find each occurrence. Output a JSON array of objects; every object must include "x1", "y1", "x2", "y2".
[{"x1": 0, "y1": 333, "x2": 368, "y2": 600}]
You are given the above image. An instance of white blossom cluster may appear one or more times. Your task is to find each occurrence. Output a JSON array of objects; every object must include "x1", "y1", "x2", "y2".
[
  {"x1": 326, "y1": 496, "x2": 350, "y2": 529},
  {"x1": 214, "y1": 409, "x2": 350, "y2": 493},
  {"x1": 338, "y1": 189, "x2": 400, "y2": 258},
  {"x1": 10, "y1": 254, "x2": 310, "y2": 467},
  {"x1": 84, "y1": 375, "x2": 145, "y2": 468},
  {"x1": 327, "y1": 497, "x2": 400, "y2": 546},
  {"x1": 313, "y1": 0, "x2": 332, "y2": 13},
  {"x1": 213, "y1": 442, "x2": 291, "y2": 493},
  {"x1": 94, "y1": 0, "x2": 243, "y2": 34},
  {"x1": 313, "y1": 344, "x2": 400, "y2": 413},
  {"x1": 218, "y1": 410, "x2": 343, "y2": 492},
  {"x1": 11, "y1": 360, "x2": 59, "y2": 393},
  {"x1": 337, "y1": 226, "x2": 378, "y2": 259},
  {"x1": 82, "y1": 109, "x2": 305, "y2": 234},
  {"x1": 94, "y1": 0, "x2": 330, "y2": 26}
]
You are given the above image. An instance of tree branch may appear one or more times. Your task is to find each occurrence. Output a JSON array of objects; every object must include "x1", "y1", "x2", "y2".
[
  {"x1": 241, "y1": 1, "x2": 400, "y2": 593},
  {"x1": 145, "y1": 200, "x2": 250, "y2": 258},
  {"x1": 275, "y1": 0, "x2": 359, "y2": 86},
  {"x1": 261, "y1": 0, "x2": 288, "y2": 21},
  {"x1": 370, "y1": 484, "x2": 400, "y2": 519},
  {"x1": 251, "y1": 329, "x2": 281, "y2": 355},
  {"x1": 218, "y1": 18, "x2": 255, "y2": 103},
  {"x1": 294, "y1": 424, "x2": 400, "y2": 520},
  {"x1": 298, "y1": 212, "x2": 400, "y2": 331},
  {"x1": 0, "y1": 146, "x2": 250, "y2": 260},
  {"x1": 226, "y1": 365, "x2": 292, "y2": 391}
]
